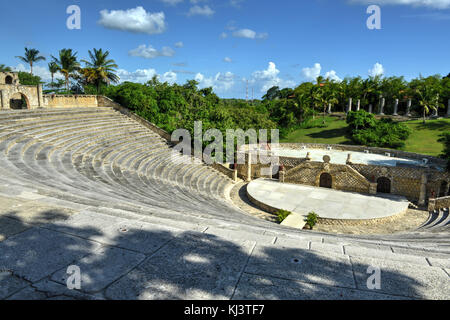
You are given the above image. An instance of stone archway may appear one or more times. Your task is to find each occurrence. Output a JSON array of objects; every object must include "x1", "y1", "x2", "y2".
[
  {"x1": 319, "y1": 172, "x2": 332, "y2": 189},
  {"x1": 5, "y1": 75, "x2": 13, "y2": 84},
  {"x1": 377, "y1": 177, "x2": 391, "y2": 194},
  {"x1": 9, "y1": 92, "x2": 30, "y2": 110}
]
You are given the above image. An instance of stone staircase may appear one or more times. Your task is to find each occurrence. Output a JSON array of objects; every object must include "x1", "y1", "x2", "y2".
[
  {"x1": 418, "y1": 208, "x2": 450, "y2": 232},
  {"x1": 0, "y1": 107, "x2": 449, "y2": 300}
]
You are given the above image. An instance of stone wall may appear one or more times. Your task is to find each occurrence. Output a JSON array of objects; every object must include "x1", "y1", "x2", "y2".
[
  {"x1": 0, "y1": 84, "x2": 44, "y2": 109},
  {"x1": 44, "y1": 95, "x2": 99, "y2": 108},
  {"x1": 285, "y1": 161, "x2": 372, "y2": 194},
  {"x1": 236, "y1": 143, "x2": 450, "y2": 204},
  {"x1": 428, "y1": 196, "x2": 450, "y2": 211}
]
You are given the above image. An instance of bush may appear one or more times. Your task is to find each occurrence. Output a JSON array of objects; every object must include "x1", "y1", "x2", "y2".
[
  {"x1": 305, "y1": 212, "x2": 319, "y2": 230},
  {"x1": 276, "y1": 210, "x2": 292, "y2": 223},
  {"x1": 18, "y1": 71, "x2": 42, "y2": 86},
  {"x1": 347, "y1": 111, "x2": 411, "y2": 149}
]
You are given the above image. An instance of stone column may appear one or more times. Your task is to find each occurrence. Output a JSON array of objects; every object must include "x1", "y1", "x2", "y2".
[
  {"x1": 379, "y1": 97, "x2": 385, "y2": 115},
  {"x1": 406, "y1": 99, "x2": 412, "y2": 116},
  {"x1": 393, "y1": 99, "x2": 399, "y2": 116},
  {"x1": 37, "y1": 84, "x2": 44, "y2": 108},
  {"x1": 246, "y1": 153, "x2": 252, "y2": 182},
  {"x1": 418, "y1": 173, "x2": 428, "y2": 207},
  {"x1": 0, "y1": 90, "x2": 4, "y2": 109},
  {"x1": 368, "y1": 104, "x2": 373, "y2": 113},
  {"x1": 356, "y1": 99, "x2": 361, "y2": 111},
  {"x1": 347, "y1": 98, "x2": 352, "y2": 113},
  {"x1": 279, "y1": 170, "x2": 285, "y2": 183},
  {"x1": 233, "y1": 169, "x2": 238, "y2": 183},
  {"x1": 447, "y1": 99, "x2": 450, "y2": 117},
  {"x1": 346, "y1": 153, "x2": 352, "y2": 165}
]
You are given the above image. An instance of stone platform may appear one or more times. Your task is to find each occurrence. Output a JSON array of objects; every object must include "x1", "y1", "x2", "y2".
[{"x1": 247, "y1": 179, "x2": 410, "y2": 224}]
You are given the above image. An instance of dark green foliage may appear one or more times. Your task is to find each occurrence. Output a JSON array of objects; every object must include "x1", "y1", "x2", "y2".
[
  {"x1": 276, "y1": 210, "x2": 291, "y2": 223},
  {"x1": 438, "y1": 132, "x2": 450, "y2": 171},
  {"x1": 349, "y1": 117, "x2": 411, "y2": 149},
  {"x1": 106, "y1": 79, "x2": 277, "y2": 157},
  {"x1": 346, "y1": 110, "x2": 376, "y2": 131},
  {"x1": 18, "y1": 71, "x2": 42, "y2": 85},
  {"x1": 305, "y1": 212, "x2": 319, "y2": 230}
]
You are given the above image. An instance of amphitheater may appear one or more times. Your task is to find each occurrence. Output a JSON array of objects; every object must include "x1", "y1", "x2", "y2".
[{"x1": 0, "y1": 103, "x2": 449, "y2": 299}]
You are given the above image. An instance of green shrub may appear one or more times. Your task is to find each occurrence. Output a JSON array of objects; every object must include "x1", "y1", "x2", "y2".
[
  {"x1": 305, "y1": 212, "x2": 319, "y2": 230},
  {"x1": 347, "y1": 111, "x2": 411, "y2": 149},
  {"x1": 276, "y1": 210, "x2": 292, "y2": 223}
]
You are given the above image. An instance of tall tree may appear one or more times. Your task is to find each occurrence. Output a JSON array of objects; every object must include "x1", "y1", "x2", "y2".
[
  {"x1": 415, "y1": 77, "x2": 442, "y2": 124},
  {"x1": 15, "y1": 48, "x2": 46, "y2": 75},
  {"x1": 48, "y1": 62, "x2": 59, "y2": 84},
  {"x1": 51, "y1": 49, "x2": 80, "y2": 91},
  {"x1": 81, "y1": 48, "x2": 119, "y2": 94},
  {"x1": 0, "y1": 64, "x2": 12, "y2": 72}
]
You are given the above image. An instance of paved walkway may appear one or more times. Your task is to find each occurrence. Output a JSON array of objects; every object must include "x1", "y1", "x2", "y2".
[
  {"x1": 0, "y1": 195, "x2": 449, "y2": 300},
  {"x1": 247, "y1": 179, "x2": 410, "y2": 221}
]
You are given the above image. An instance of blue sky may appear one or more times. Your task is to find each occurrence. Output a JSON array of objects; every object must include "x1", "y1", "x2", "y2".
[{"x1": 1, "y1": 0, "x2": 449, "y2": 98}]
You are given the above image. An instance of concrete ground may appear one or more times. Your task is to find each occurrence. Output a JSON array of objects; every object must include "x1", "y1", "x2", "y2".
[
  {"x1": 0, "y1": 194, "x2": 449, "y2": 300},
  {"x1": 247, "y1": 179, "x2": 410, "y2": 221}
]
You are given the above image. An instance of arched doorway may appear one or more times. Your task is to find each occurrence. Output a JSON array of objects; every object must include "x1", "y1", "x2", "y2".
[
  {"x1": 9, "y1": 92, "x2": 29, "y2": 110},
  {"x1": 5, "y1": 75, "x2": 13, "y2": 84},
  {"x1": 439, "y1": 181, "x2": 448, "y2": 197},
  {"x1": 377, "y1": 177, "x2": 391, "y2": 194},
  {"x1": 319, "y1": 173, "x2": 332, "y2": 189}
]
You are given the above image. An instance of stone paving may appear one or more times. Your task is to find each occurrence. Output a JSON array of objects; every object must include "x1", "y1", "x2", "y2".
[{"x1": 0, "y1": 108, "x2": 449, "y2": 300}]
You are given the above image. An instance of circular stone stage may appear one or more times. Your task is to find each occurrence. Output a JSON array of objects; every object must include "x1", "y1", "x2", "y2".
[{"x1": 247, "y1": 179, "x2": 410, "y2": 225}]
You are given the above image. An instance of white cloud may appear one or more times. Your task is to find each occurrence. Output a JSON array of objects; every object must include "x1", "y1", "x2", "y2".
[
  {"x1": 223, "y1": 57, "x2": 232, "y2": 63},
  {"x1": 13, "y1": 64, "x2": 63, "y2": 82},
  {"x1": 349, "y1": 0, "x2": 450, "y2": 9},
  {"x1": 187, "y1": 5, "x2": 215, "y2": 17},
  {"x1": 98, "y1": 7, "x2": 167, "y2": 34},
  {"x1": 230, "y1": 0, "x2": 245, "y2": 8},
  {"x1": 232, "y1": 28, "x2": 268, "y2": 40},
  {"x1": 250, "y1": 62, "x2": 296, "y2": 93},
  {"x1": 161, "y1": 71, "x2": 177, "y2": 84},
  {"x1": 117, "y1": 68, "x2": 177, "y2": 84},
  {"x1": 174, "y1": 41, "x2": 184, "y2": 48},
  {"x1": 368, "y1": 62, "x2": 385, "y2": 77},
  {"x1": 195, "y1": 71, "x2": 235, "y2": 92},
  {"x1": 301, "y1": 63, "x2": 322, "y2": 81},
  {"x1": 117, "y1": 68, "x2": 158, "y2": 83},
  {"x1": 220, "y1": 32, "x2": 228, "y2": 39},
  {"x1": 129, "y1": 44, "x2": 175, "y2": 59},
  {"x1": 301, "y1": 63, "x2": 342, "y2": 82},
  {"x1": 324, "y1": 70, "x2": 342, "y2": 82},
  {"x1": 160, "y1": 0, "x2": 184, "y2": 5}
]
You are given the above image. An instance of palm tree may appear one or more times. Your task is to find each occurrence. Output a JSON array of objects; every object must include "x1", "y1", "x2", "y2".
[
  {"x1": 48, "y1": 62, "x2": 59, "y2": 85},
  {"x1": 0, "y1": 64, "x2": 12, "y2": 72},
  {"x1": 81, "y1": 48, "x2": 119, "y2": 93},
  {"x1": 51, "y1": 49, "x2": 80, "y2": 91},
  {"x1": 416, "y1": 88, "x2": 440, "y2": 124},
  {"x1": 16, "y1": 48, "x2": 46, "y2": 75}
]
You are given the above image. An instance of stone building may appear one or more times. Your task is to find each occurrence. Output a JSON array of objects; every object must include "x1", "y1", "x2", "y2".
[
  {"x1": 236, "y1": 143, "x2": 450, "y2": 205},
  {"x1": 0, "y1": 72, "x2": 44, "y2": 110}
]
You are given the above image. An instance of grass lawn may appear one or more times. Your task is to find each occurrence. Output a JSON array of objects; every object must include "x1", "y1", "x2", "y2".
[{"x1": 281, "y1": 116, "x2": 450, "y2": 157}]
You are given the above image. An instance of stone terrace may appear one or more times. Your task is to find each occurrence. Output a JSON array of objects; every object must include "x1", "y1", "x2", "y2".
[{"x1": 0, "y1": 107, "x2": 449, "y2": 300}]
